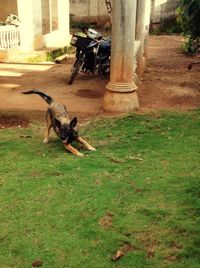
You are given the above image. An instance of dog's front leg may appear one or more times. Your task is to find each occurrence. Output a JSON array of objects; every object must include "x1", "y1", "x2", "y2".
[
  {"x1": 64, "y1": 144, "x2": 84, "y2": 157},
  {"x1": 76, "y1": 137, "x2": 96, "y2": 151},
  {"x1": 43, "y1": 125, "x2": 52, "y2": 144},
  {"x1": 43, "y1": 110, "x2": 52, "y2": 144}
]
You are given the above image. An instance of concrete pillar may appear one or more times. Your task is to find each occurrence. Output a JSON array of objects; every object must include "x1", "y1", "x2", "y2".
[
  {"x1": 17, "y1": 0, "x2": 34, "y2": 51},
  {"x1": 103, "y1": 0, "x2": 139, "y2": 112},
  {"x1": 136, "y1": 0, "x2": 147, "y2": 77},
  {"x1": 17, "y1": 0, "x2": 43, "y2": 51},
  {"x1": 44, "y1": 0, "x2": 70, "y2": 47},
  {"x1": 144, "y1": 0, "x2": 151, "y2": 61},
  {"x1": 32, "y1": 0, "x2": 43, "y2": 50},
  {"x1": 57, "y1": 0, "x2": 70, "y2": 44}
]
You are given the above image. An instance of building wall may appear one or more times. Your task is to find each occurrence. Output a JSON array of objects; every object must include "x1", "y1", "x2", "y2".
[
  {"x1": 0, "y1": 0, "x2": 69, "y2": 51},
  {"x1": 151, "y1": 0, "x2": 179, "y2": 23},
  {"x1": 70, "y1": 0, "x2": 110, "y2": 26},
  {"x1": 70, "y1": 0, "x2": 179, "y2": 27},
  {"x1": 17, "y1": 0, "x2": 70, "y2": 51},
  {"x1": 0, "y1": 0, "x2": 18, "y2": 21}
]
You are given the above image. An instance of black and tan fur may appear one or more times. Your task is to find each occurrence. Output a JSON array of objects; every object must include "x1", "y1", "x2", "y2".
[{"x1": 23, "y1": 90, "x2": 95, "y2": 157}]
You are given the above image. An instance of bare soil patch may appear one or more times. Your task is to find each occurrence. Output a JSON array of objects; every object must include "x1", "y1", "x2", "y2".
[
  {"x1": 75, "y1": 89, "x2": 104, "y2": 99},
  {"x1": 139, "y1": 35, "x2": 200, "y2": 111},
  {"x1": 0, "y1": 115, "x2": 29, "y2": 129},
  {"x1": 0, "y1": 35, "x2": 200, "y2": 125}
]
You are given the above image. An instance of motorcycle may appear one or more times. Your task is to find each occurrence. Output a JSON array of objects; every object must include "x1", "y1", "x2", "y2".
[{"x1": 68, "y1": 28, "x2": 111, "y2": 85}]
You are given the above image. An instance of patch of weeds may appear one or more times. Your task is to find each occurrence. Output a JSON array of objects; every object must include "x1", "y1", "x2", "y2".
[{"x1": 181, "y1": 36, "x2": 199, "y2": 55}]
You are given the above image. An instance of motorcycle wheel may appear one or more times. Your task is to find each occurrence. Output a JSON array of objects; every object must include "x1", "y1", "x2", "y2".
[
  {"x1": 101, "y1": 65, "x2": 110, "y2": 76},
  {"x1": 101, "y1": 68, "x2": 110, "y2": 76},
  {"x1": 68, "y1": 59, "x2": 82, "y2": 85}
]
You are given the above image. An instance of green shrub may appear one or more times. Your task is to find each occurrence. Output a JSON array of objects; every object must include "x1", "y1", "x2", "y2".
[
  {"x1": 160, "y1": 19, "x2": 182, "y2": 34},
  {"x1": 181, "y1": 36, "x2": 199, "y2": 54},
  {"x1": 177, "y1": 0, "x2": 200, "y2": 38},
  {"x1": 177, "y1": 0, "x2": 200, "y2": 54}
]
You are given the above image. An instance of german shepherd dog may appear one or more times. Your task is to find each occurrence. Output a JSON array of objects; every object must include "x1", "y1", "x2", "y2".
[{"x1": 23, "y1": 90, "x2": 96, "y2": 157}]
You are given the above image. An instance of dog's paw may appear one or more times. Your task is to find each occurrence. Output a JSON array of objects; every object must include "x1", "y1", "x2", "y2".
[
  {"x1": 87, "y1": 146, "x2": 96, "y2": 151},
  {"x1": 43, "y1": 138, "x2": 49, "y2": 144},
  {"x1": 76, "y1": 152, "x2": 84, "y2": 157}
]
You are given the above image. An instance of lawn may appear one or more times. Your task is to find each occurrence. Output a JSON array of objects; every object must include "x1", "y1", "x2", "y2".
[{"x1": 0, "y1": 111, "x2": 200, "y2": 268}]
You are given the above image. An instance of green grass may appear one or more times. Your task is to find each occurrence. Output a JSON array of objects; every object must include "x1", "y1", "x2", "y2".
[{"x1": 0, "y1": 111, "x2": 200, "y2": 268}]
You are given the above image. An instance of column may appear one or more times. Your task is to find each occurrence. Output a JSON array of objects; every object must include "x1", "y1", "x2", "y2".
[
  {"x1": 136, "y1": 0, "x2": 147, "y2": 77},
  {"x1": 44, "y1": 0, "x2": 70, "y2": 47},
  {"x1": 103, "y1": 0, "x2": 139, "y2": 112},
  {"x1": 17, "y1": 0, "x2": 34, "y2": 51},
  {"x1": 32, "y1": 0, "x2": 43, "y2": 50},
  {"x1": 57, "y1": 0, "x2": 70, "y2": 44},
  {"x1": 144, "y1": 0, "x2": 151, "y2": 61}
]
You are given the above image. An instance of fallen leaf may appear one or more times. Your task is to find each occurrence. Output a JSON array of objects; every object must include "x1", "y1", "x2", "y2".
[
  {"x1": 111, "y1": 242, "x2": 139, "y2": 261},
  {"x1": 166, "y1": 255, "x2": 178, "y2": 261},
  {"x1": 111, "y1": 250, "x2": 124, "y2": 261},
  {"x1": 135, "y1": 188, "x2": 142, "y2": 193},
  {"x1": 129, "y1": 156, "x2": 144, "y2": 161},
  {"x1": 32, "y1": 258, "x2": 43, "y2": 267}
]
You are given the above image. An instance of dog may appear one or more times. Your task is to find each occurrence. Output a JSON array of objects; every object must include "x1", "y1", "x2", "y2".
[{"x1": 22, "y1": 90, "x2": 96, "y2": 157}]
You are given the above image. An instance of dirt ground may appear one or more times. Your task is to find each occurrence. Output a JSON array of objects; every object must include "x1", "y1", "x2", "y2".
[
  {"x1": 139, "y1": 35, "x2": 200, "y2": 111},
  {"x1": 0, "y1": 35, "x2": 200, "y2": 127}
]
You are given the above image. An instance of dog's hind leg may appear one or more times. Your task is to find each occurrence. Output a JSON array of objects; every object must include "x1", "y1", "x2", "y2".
[
  {"x1": 43, "y1": 110, "x2": 52, "y2": 144},
  {"x1": 76, "y1": 137, "x2": 96, "y2": 151}
]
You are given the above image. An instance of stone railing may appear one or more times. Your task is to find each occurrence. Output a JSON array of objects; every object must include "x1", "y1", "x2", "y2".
[{"x1": 0, "y1": 25, "x2": 20, "y2": 49}]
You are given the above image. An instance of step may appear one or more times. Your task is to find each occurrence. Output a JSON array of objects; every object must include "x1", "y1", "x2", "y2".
[{"x1": 0, "y1": 45, "x2": 74, "y2": 63}]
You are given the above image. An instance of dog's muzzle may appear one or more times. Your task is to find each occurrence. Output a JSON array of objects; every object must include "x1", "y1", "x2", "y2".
[{"x1": 62, "y1": 138, "x2": 68, "y2": 144}]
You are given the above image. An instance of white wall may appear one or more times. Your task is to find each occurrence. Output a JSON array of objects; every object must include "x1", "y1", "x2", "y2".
[
  {"x1": 17, "y1": 0, "x2": 70, "y2": 51},
  {"x1": 70, "y1": 0, "x2": 110, "y2": 26},
  {"x1": 151, "y1": 0, "x2": 179, "y2": 23}
]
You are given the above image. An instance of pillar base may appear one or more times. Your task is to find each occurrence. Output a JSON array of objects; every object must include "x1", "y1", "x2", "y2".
[
  {"x1": 106, "y1": 81, "x2": 137, "y2": 93},
  {"x1": 103, "y1": 90, "x2": 139, "y2": 112}
]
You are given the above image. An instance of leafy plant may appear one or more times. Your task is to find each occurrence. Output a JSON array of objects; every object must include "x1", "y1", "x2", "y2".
[
  {"x1": 177, "y1": 0, "x2": 200, "y2": 38},
  {"x1": 177, "y1": 0, "x2": 200, "y2": 53},
  {"x1": 181, "y1": 36, "x2": 198, "y2": 54}
]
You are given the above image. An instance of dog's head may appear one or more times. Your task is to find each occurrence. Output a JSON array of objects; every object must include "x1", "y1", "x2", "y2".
[{"x1": 55, "y1": 117, "x2": 78, "y2": 144}]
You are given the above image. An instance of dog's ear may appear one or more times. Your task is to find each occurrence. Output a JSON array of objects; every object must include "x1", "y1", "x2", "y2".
[
  {"x1": 55, "y1": 118, "x2": 61, "y2": 128},
  {"x1": 70, "y1": 117, "x2": 77, "y2": 128}
]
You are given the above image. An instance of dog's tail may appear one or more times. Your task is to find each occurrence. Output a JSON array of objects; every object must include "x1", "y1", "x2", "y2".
[{"x1": 22, "y1": 90, "x2": 53, "y2": 105}]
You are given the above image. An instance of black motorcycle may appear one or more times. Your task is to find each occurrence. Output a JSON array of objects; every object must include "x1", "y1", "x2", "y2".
[{"x1": 68, "y1": 28, "x2": 111, "y2": 85}]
